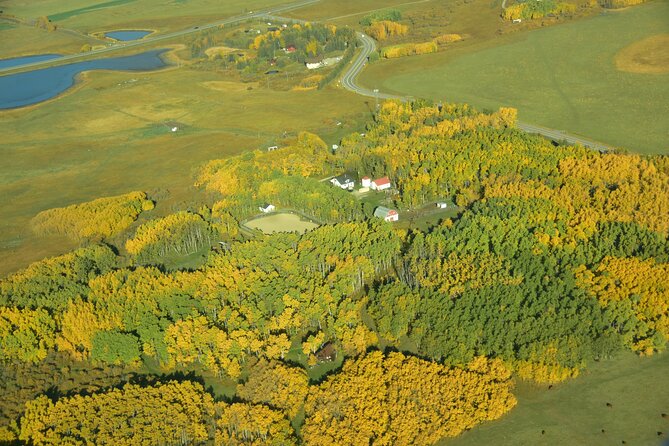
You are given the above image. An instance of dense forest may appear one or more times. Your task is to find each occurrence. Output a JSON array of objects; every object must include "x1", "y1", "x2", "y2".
[{"x1": 1, "y1": 101, "x2": 667, "y2": 444}]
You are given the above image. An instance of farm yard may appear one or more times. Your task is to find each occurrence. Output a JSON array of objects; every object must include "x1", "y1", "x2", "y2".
[
  {"x1": 0, "y1": 62, "x2": 369, "y2": 276},
  {"x1": 361, "y1": 1, "x2": 669, "y2": 154},
  {"x1": 245, "y1": 212, "x2": 320, "y2": 234}
]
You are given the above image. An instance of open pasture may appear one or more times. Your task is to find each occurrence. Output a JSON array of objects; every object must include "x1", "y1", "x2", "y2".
[
  {"x1": 361, "y1": 1, "x2": 669, "y2": 154},
  {"x1": 441, "y1": 352, "x2": 669, "y2": 446},
  {"x1": 2, "y1": 0, "x2": 295, "y2": 34},
  {"x1": 0, "y1": 60, "x2": 369, "y2": 276},
  {"x1": 246, "y1": 212, "x2": 320, "y2": 234},
  {"x1": 0, "y1": 23, "x2": 93, "y2": 58}
]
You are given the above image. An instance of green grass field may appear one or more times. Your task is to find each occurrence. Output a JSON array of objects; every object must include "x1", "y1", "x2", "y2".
[
  {"x1": 0, "y1": 60, "x2": 370, "y2": 276},
  {"x1": 361, "y1": 1, "x2": 669, "y2": 154},
  {"x1": 441, "y1": 352, "x2": 669, "y2": 446},
  {"x1": 3, "y1": 0, "x2": 295, "y2": 33},
  {"x1": 246, "y1": 212, "x2": 320, "y2": 234}
]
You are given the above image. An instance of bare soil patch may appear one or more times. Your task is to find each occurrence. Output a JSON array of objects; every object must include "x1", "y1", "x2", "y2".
[
  {"x1": 201, "y1": 80, "x2": 258, "y2": 92},
  {"x1": 246, "y1": 212, "x2": 319, "y2": 234},
  {"x1": 615, "y1": 34, "x2": 669, "y2": 74}
]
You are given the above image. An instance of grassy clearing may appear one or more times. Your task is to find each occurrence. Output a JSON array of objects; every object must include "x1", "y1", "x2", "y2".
[
  {"x1": 362, "y1": 1, "x2": 669, "y2": 154},
  {"x1": 246, "y1": 212, "x2": 320, "y2": 234},
  {"x1": 0, "y1": 24, "x2": 92, "y2": 57},
  {"x1": 0, "y1": 63, "x2": 370, "y2": 276},
  {"x1": 3, "y1": 0, "x2": 294, "y2": 33},
  {"x1": 441, "y1": 352, "x2": 669, "y2": 446},
  {"x1": 287, "y1": 0, "x2": 435, "y2": 25},
  {"x1": 48, "y1": 0, "x2": 137, "y2": 22}
]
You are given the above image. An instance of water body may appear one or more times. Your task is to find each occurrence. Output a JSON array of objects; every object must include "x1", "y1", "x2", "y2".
[
  {"x1": 105, "y1": 30, "x2": 152, "y2": 41},
  {"x1": 0, "y1": 49, "x2": 168, "y2": 110},
  {"x1": 0, "y1": 54, "x2": 62, "y2": 70}
]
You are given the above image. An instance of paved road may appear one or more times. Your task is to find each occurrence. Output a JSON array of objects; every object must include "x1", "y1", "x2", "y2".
[
  {"x1": 0, "y1": 0, "x2": 321, "y2": 75},
  {"x1": 339, "y1": 32, "x2": 613, "y2": 152}
]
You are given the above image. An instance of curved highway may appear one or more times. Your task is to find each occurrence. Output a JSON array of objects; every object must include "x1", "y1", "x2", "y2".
[{"x1": 340, "y1": 32, "x2": 613, "y2": 152}]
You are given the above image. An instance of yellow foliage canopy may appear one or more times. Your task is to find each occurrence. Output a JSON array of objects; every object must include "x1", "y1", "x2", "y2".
[
  {"x1": 576, "y1": 256, "x2": 669, "y2": 354},
  {"x1": 20, "y1": 381, "x2": 214, "y2": 445},
  {"x1": 365, "y1": 20, "x2": 409, "y2": 41},
  {"x1": 31, "y1": 191, "x2": 154, "y2": 241},
  {"x1": 302, "y1": 351, "x2": 516, "y2": 446}
]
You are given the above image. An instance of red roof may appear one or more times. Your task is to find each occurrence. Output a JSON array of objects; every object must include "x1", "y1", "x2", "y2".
[
  {"x1": 373, "y1": 177, "x2": 390, "y2": 186},
  {"x1": 362, "y1": 176, "x2": 370, "y2": 180}
]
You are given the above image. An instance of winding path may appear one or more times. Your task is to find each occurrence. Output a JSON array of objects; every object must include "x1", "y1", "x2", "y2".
[{"x1": 339, "y1": 32, "x2": 614, "y2": 152}]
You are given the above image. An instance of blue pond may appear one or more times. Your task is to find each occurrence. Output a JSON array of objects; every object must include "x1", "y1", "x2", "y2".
[
  {"x1": 0, "y1": 54, "x2": 62, "y2": 69},
  {"x1": 105, "y1": 30, "x2": 152, "y2": 41},
  {"x1": 0, "y1": 49, "x2": 168, "y2": 110}
]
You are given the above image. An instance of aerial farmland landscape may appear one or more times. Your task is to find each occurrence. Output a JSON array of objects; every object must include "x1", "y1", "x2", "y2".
[{"x1": 0, "y1": 0, "x2": 667, "y2": 444}]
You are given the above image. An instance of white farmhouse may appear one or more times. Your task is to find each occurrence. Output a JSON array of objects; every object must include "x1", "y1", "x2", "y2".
[{"x1": 330, "y1": 174, "x2": 355, "y2": 190}]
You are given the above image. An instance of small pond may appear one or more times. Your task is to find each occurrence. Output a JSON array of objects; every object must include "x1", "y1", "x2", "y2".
[
  {"x1": 104, "y1": 30, "x2": 152, "y2": 41},
  {"x1": 0, "y1": 54, "x2": 62, "y2": 70},
  {"x1": 0, "y1": 49, "x2": 168, "y2": 110}
]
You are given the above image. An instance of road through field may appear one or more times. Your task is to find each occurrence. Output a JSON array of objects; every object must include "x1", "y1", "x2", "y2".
[{"x1": 339, "y1": 32, "x2": 614, "y2": 152}]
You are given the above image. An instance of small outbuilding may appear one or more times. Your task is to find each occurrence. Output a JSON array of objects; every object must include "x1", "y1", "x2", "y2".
[
  {"x1": 374, "y1": 206, "x2": 399, "y2": 222},
  {"x1": 305, "y1": 55, "x2": 324, "y2": 69},
  {"x1": 330, "y1": 174, "x2": 355, "y2": 190},
  {"x1": 436, "y1": 202, "x2": 448, "y2": 209},
  {"x1": 371, "y1": 176, "x2": 391, "y2": 191},
  {"x1": 315, "y1": 342, "x2": 336, "y2": 362},
  {"x1": 259, "y1": 203, "x2": 276, "y2": 213},
  {"x1": 361, "y1": 176, "x2": 371, "y2": 188}
]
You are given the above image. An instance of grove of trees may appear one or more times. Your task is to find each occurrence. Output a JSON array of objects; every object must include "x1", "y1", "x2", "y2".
[{"x1": 1, "y1": 100, "x2": 667, "y2": 444}]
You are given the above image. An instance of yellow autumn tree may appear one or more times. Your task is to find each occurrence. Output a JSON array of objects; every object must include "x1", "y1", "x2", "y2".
[
  {"x1": 236, "y1": 359, "x2": 309, "y2": 417},
  {"x1": 576, "y1": 256, "x2": 669, "y2": 354},
  {"x1": 20, "y1": 381, "x2": 214, "y2": 445},
  {"x1": 0, "y1": 307, "x2": 56, "y2": 363},
  {"x1": 215, "y1": 402, "x2": 297, "y2": 445},
  {"x1": 302, "y1": 351, "x2": 516, "y2": 446},
  {"x1": 31, "y1": 191, "x2": 154, "y2": 241}
]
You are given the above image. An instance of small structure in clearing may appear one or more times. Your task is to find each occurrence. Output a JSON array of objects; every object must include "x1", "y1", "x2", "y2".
[
  {"x1": 361, "y1": 176, "x2": 371, "y2": 188},
  {"x1": 259, "y1": 203, "x2": 276, "y2": 213},
  {"x1": 436, "y1": 202, "x2": 448, "y2": 209},
  {"x1": 316, "y1": 342, "x2": 336, "y2": 362},
  {"x1": 374, "y1": 206, "x2": 399, "y2": 222}
]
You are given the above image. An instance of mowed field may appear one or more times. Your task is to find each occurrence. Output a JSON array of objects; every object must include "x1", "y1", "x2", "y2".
[
  {"x1": 0, "y1": 58, "x2": 369, "y2": 276},
  {"x1": 361, "y1": 1, "x2": 669, "y2": 154},
  {"x1": 441, "y1": 352, "x2": 669, "y2": 446},
  {"x1": 246, "y1": 212, "x2": 320, "y2": 234}
]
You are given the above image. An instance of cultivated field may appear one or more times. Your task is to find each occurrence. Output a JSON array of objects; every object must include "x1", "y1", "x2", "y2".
[
  {"x1": 246, "y1": 212, "x2": 320, "y2": 234},
  {"x1": 361, "y1": 1, "x2": 669, "y2": 154},
  {"x1": 442, "y1": 352, "x2": 669, "y2": 446},
  {"x1": 0, "y1": 56, "x2": 369, "y2": 276}
]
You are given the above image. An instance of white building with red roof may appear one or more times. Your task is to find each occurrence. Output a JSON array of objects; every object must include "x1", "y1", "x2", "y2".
[{"x1": 371, "y1": 176, "x2": 391, "y2": 191}]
